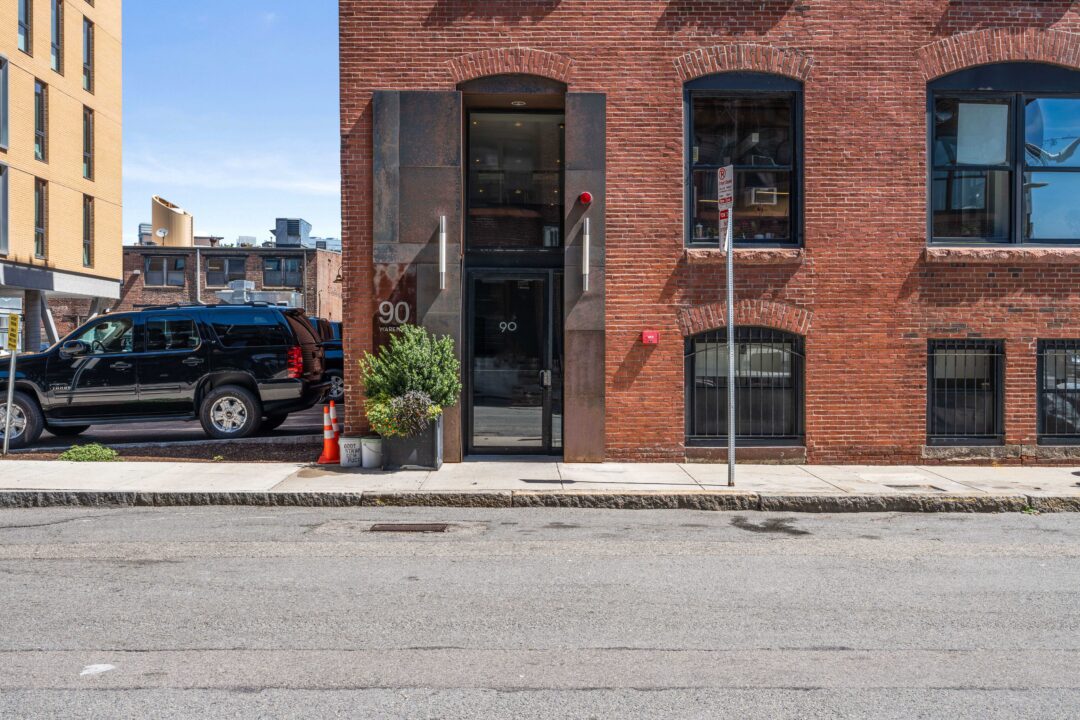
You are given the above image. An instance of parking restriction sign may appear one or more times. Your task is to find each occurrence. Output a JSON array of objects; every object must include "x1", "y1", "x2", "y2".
[{"x1": 717, "y1": 165, "x2": 734, "y2": 233}]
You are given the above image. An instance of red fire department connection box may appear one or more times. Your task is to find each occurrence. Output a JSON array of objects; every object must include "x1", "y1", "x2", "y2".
[{"x1": 641, "y1": 331, "x2": 659, "y2": 345}]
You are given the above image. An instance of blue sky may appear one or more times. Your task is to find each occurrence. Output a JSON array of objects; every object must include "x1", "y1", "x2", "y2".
[{"x1": 122, "y1": 2, "x2": 340, "y2": 244}]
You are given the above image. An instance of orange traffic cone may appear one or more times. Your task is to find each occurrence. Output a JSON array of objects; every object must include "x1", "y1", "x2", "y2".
[
  {"x1": 317, "y1": 406, "x2": 340, "y2": 465},
  {"x1": 329, "y1": 400, "x2": 342, "y2": 438}
]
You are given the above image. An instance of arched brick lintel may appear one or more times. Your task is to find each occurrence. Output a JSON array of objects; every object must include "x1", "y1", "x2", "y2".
[
  {"x1": 674, "y1": 44, "x2": 814, "y2": 83},
  {"x1": 917, "y1": 28, "x2": 1080, "y2": 80},
  {"x1": 677, "y1": 300, "x2": 813, "y2": 338},
  {"x1": 446, "y1": 47, "x2": 575, "y2": 84}
]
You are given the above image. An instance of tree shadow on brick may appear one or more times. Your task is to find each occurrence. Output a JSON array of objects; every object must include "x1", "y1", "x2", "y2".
[
  {"x1": 657, "y1": 0, "x2": 799, "y2": 34},
  {"x1": 423, "y1": 0, "x2": 562, "y2": 28},
  {"x1": 932, "y1": 0, "x2": 1073, "y2": 36}
]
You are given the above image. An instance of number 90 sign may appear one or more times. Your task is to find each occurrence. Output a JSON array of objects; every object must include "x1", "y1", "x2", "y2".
[{"x1": 378, "y1": 301, "x2": 411, "y2": 326}]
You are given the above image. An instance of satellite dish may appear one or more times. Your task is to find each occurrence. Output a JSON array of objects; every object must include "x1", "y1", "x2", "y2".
[{"x1": 155, "y1": 228, "x2": 169, "y2": 239}]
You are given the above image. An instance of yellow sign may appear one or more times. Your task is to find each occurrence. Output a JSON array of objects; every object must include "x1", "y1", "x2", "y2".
[{"x1": 5, "y1": 315, "x2": 19, "y2": 352}]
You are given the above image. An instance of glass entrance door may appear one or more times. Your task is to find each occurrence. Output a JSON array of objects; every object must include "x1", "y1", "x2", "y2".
[{"x1": 468, "y1": 271, "x2": 563, "y2": 454}]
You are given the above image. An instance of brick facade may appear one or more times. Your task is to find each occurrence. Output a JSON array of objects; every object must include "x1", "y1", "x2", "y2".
[{"x1": 340, "y1": 1, "x2": 1080, "y2": 464}]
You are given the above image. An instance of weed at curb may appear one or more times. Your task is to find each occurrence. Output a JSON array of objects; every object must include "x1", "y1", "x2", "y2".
[{"x1": 58, "y1": 444, "x2": 120, "y2": 462}]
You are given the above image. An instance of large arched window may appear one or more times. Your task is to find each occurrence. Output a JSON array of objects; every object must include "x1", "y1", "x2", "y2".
[
  {"x1": 685, "y1": 72, "x2": 803, "y2": 248},
  {"x1": 685, "y1": 327, "x2": 805, "y2": 445},
  {"x1": 929, "y1": 62, "x2": 1080, "y2": 245}
]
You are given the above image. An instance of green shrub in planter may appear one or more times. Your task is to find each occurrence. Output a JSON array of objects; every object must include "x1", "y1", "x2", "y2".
[
  {"x1": 359, "y1": 325, "x2": 460, "y2": 470},
  {"x1": 359, "y1": 325, "x2": 461, "y2": 409},
  {"x1": 358, "y1": 325, "x2": 461, "y2": 438},
  {"x1": 58, "y1": 443, "x2": 120, "y2": 462}
]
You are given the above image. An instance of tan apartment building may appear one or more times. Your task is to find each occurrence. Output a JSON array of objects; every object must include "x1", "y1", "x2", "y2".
[{"x1": 0, "y1": 0, "x2": 121, "y2": 350}]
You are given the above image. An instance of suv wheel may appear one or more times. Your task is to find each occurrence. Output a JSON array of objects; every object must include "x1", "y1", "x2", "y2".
[
  {"x1": 200, "y1": 385, "x2": 262, "y2": 440},
  {"x1": 0, "y1": 391, "x2": 44, "y2": 449},
  {"x1": 327, "y1": 371, "x2": 345, "y2": 402}
]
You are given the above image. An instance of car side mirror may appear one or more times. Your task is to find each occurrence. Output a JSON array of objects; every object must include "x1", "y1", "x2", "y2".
[{"x1": 60, "y1": 340, "x2": 89, "y2": 358}]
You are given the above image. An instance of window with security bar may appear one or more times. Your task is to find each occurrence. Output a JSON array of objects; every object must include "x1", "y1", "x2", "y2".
[
  {"x1": 927, "y1": 340, "x2": 1004, "y2": 446},
  {"x1": 1038, "y1": 340, "x2": 1080, "y2": 444},
  {"x1": 685, "y1": 327, "x2": 804, "y2": 445}
]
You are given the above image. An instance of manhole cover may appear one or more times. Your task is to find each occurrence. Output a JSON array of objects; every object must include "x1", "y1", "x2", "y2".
[{"x1": 370, "y1": 523, "x2": 450, "y2": 533}]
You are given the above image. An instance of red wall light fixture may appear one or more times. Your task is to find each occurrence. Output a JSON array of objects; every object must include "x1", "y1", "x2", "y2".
[{"x1": 641, "y1": 330, "x2": 659, "y2": 345}]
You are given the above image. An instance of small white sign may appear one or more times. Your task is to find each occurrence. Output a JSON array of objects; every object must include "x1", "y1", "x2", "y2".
[{"x1": 717, "y1": 165, "x2": 734, "y2": 246}]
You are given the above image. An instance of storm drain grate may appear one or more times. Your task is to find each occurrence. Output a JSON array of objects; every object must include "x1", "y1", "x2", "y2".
[
  {"x1": 884, "y1": 484, "x2": 946, "y2": 493},
  {"x1": 369, "y1": 523, "x2": 450, "y2": 533}
]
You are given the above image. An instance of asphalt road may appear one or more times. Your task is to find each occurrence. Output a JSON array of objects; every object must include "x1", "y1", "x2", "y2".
[
  {"x1": 30, "y1": 406, "x2": 326, "y2": 450},
  {"x1": 1, "y1": 507, "x2": 1078, "y2": 719}
]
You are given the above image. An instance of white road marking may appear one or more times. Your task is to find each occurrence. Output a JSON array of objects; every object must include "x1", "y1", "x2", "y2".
[{"x1": 80, "y1": 664, "x2": 115, "y2": 676}]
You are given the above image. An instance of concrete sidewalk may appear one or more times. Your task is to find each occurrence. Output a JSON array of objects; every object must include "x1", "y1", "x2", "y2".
[{"x1": 2, "y1": 459, "x2": 1080, "y2": 512}]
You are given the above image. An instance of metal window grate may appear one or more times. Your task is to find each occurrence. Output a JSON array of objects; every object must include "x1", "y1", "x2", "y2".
[
  {"x1": 685, "y1": 326, "x2": 804, "y2": 445},
  {"x1": 1038, "y1": 340, "x2": 1080, "y2": 444},
  {"x1": 927, "y1": 339, "x2": 1004, "y2": 445}
]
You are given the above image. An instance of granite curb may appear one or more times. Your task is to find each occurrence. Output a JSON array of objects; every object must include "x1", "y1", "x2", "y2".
[{"x1": 0, "y1": 489, "x2": 1072, "y2": 512}]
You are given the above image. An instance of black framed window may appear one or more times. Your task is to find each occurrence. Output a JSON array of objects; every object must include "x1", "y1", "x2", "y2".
[
  {"x1": 34, "y1": 80, "x2": 47, "y2": 161},
  {"x1": 51, "y1": 0, "x2": 62, "y2": 73},
  {"x1": 1038, "y1": 340, "x2": 1080, "y2": 444},
  {"x1": 263, "y1": 256, "x2": 302, "y2": 287},
  {"x1": 930, "y1": 63, "x2": 1080, "y2": 244},
  {"x1": 145, "y1": 256, "x2": 185, "y2": 287},
  {"x1": 0, "y1": 56, "x2": 8, "y2": 149},
  {"x1": 82, "y1": 17, "x2": 93, "y2": 92},
  {"x1": 466, "y1": 111, "x2": 565, "y2": 252},
  {"x1": 33, "y1": 178, "x2": 46, "y2": 258},
  {"x1": 82, "y1": 106, "x2": 93, "y2": 179},
  {"x1": 685, "y1": 326, "x2": 804, "y2": 445},
  {"x1": 927, "y1": 339, "x2": 1004, "y2": 446},
  {"x1": 0, "y1": 165, "x2": 7, "y2": 255},
  {"x1": 82, "y1": 194, "x2": 92, "y2": 267},
  {"x1": 18, "y1": 0, "x2": 32, "y2": 55},
  {"x1": 686, "y1": 72, "x2": 802, "y2": 247},
  {"x1": 206, "y1": 257, "x2": 246, "y2": 287}
]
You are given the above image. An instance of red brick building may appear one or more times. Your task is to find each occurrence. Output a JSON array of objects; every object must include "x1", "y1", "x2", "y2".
[
  {"x1": 341, "y1": 1, "x2": 1080, "y2": 464},
  {"x1": 50, "y1": 246, "x2": 343, "y2": 337}
]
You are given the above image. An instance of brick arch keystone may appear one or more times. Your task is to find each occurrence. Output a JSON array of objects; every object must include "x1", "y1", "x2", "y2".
[
  {"x1": 673, "y1": 44, "x2": 814, "y2": 83},
  {"x1": 677, "y1": 300, "x2": 813, "y2": 338},
  {"x1": 917, "y1": 28, "x2": 1080, "y2": 80},
  {"x1": 446, "y1": 47, "x2": 575, "y2": 84}
]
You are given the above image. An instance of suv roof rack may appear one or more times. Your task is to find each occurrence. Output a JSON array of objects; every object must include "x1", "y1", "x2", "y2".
[{"x1": 132, "y1": 301, "x2": 281, "y2": 311}]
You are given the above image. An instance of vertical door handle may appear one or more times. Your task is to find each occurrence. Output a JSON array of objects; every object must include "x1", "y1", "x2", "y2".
[{"x1": 582, "y1": 218, "x2": 591, "y2": 292}]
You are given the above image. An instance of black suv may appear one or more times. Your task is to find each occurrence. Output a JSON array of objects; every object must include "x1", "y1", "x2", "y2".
[
  {"x1": 311, "y1": 318, "x2": 344, "y2": 402},
  {"x1": 0, "y1": 304, "x2": 327, "y2": 448}
]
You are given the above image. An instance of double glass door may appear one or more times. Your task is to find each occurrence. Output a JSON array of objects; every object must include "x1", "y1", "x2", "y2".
[{"x1": 468, "y1": 271, "x2": 563, "y2": 454}]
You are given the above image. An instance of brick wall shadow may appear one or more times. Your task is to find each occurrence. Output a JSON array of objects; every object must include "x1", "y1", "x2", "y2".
[
  {"x1": 424, "y1": 0, "x2": 562, "y2": 28},
  {"x1": 933, "y1": 0, "x2": 1074, "y2": 37},
  {"x1": 657, "y1": 0, "x2": 798, "y2": 34}
]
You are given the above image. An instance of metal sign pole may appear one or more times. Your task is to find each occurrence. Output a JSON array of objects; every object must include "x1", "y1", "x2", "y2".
[
  {"x1": 725, "y1": 205, "x2": 735, "y2": 487},
  {"x1": 717, "y1": 166, "x2": 736, "y2": 487},
  {"x1": 3, "y1": 313, "x2": 20, "y2": 456}
]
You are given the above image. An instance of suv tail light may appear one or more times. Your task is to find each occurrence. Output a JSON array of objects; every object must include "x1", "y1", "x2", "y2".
[{"x1": 286, "y1": 346, "x2": 303, "y2": 379}]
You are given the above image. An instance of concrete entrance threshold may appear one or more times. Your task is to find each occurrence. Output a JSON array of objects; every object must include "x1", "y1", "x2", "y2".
[{"x1": 1, "y1": 460, "x2": 1080, "y2": 512}]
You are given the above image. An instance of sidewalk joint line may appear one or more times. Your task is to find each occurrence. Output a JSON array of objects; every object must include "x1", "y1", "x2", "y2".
[{"x1": 797, "y1": 465, "x2": 852, "y2": 494}]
